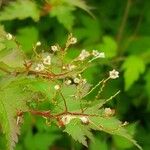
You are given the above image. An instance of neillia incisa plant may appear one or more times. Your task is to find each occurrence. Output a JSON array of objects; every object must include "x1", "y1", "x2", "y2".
[{"x1": 0, "y1": 27, "x2": 142, "y2": 150}]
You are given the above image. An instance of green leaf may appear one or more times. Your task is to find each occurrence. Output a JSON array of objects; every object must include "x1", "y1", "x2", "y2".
[
  {"x1": 145, "y1": 71, "x2": 150, "y2": 110},
  {"x1": 89, "y1": 135, "x2": 108, "y2": 150},
  {"x1": 65, "y1": 0, "x2": 93, "y2": 17},
  {"x1": 75, "y1": 15, "x2": 101, "y2": 44},
  {"x1": 112, "y1": 123, "x2": 138, "y2": 149},
  {"x1": 0, "y1": 0, "x2": 40, "y2": 21},
  {"x1": 0, "y1": 48, "x2": 25, "y2": 68},
  {"x1": 24, "y1": 130, "x2": 61, "y2": 150},
  {"x1": 64, "y1": 119, "x2": 93, "y2": 147},
  {"x1": 122, "y1": 55, "x2": 145, "y2": 90},
  {"x1": 50, "y1": 1, "x2": 75, "y2": 30},
  {"x1": 0, "y1": 78, "x2": 32, "y2": 150},
  {"x1": 98, "y1": 36, "x2": 117, "y2": 58},
  {"x1": 16, "y1": 27, "x2": 39, "y2": 54},
  {"x1": 0, "y1": 75, "x2": 57, "y2": 150},
  {"x1": 89, "y1": 116, "x2": 142, "y2": 150}
]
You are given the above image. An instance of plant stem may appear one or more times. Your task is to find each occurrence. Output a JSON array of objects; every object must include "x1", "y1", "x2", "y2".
[
  {"x1": 60, "y1": 92, "x2": 68, "y2": 112},
  {"x1": 117, "y1": 0, "x2": 132, "y2": 48}
]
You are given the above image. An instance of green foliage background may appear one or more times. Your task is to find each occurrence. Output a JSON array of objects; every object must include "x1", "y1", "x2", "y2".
[{"x1": 0, "y1": 0, "x2": 150, "y2": 149}]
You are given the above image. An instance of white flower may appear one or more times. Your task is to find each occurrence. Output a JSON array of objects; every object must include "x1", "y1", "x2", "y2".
[
  {"x1": 43, "y1": 55, "x2": 51, "y2": 65},
  {"x1": 104, "y1": 108, "x2": 113, "y2": 116},
  {"x1": 61, "y1": 115, "x2": 76, "y2": 125},
  {"x1": 98, "y1": 52, "x2": 105, "y2": 58},
  {"x1": 80, "y1": 116, "x2": 89, "y2": 124},
  {"x1": 70, "y1": 37, "x2": 77, "y2": 44},
  {"x1": 78, "y1": 49, "x2": 90, "y2": 60},
  {"x1": 36, "y1": 41, "x2": 41, "y2": 46},
  {"x1": 82, "y1": 78, "x2": 87, "y2": 84},
  {"x1": 54, "y1": 84, "x2": 60, "y2": 90},
  {"x1": 109, "y1": 69, "x2": 119, "y2": 79},
  {"x1": 67, "y1": 64, "x2": 76, "y2": 71},
  {"x1": 92, "y1": 50, "x2": 105, "y2": 58},
  {"x1": 65, "y1": 79, "x2": 72, "y2": 85},
  {"x1": 51, "y1": 45, "x2": 58, "y2": 52},
  {"x1": 35, "y1": 63, "x2": 45, "y2": 72},
  {"x1": 74, "y1": 77, "x2": 80, "y2": 84},
  {"x1": 6, "y1": 33, "x2": 13, "y2": 40}
]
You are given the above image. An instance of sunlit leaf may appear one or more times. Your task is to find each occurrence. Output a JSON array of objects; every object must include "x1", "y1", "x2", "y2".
[
  {"x1": 0, "y1": 0, "x2": 40, "y2": 21},
  {"x1": 122, "y1": 55, "x2": 145, "y2": 90}
]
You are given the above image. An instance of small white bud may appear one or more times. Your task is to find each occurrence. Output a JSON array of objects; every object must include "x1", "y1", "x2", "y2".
[
  {"x1": 43, "y1": 55, "x2": 51, "y2": 65},
  {"x1": 70, "y1": 37, "x2": 77, "y2": 44},
  {"x1": 67, "y1": 64, "x2": 76, "y2": 71},
  {"x1": 104, "y1": 108, "x2": 115, "y2": 117},
  {"x1": 104, "y1": 108, "x2": 112, "y2": 116},
  {"x1": 35, "y1": 63, "x2": 45, "y2": 72},
  {"x1": 74, "y1": 77, "x2": 80, "y2": 84},
  {"x1": 51, "y1": 45, "x2": 58, "y2": 52},
  {"x1": 61, "y1": 115, "x2": 76, "y2": 125},
  {"x1": 82, "y1": 78, "x2": 87, "y2": 84},
  {"x1": 92, "y1": 50, "x2": 105, "y2": 58},
  {"x1": 98, "y1": 52, "x2": 105, "y2": 58},
  {"x1": 62, "y1": 66, "x2": 66, "y2": 70},
  {"x1": 109, "y1": 69, "x2": 119, "y2": 79},
  {"x1": 122, "y1": 121, "x2": 128, "y2": 126},
  {"x1": 65, "y1": 79, "x2": 72, "y2": 85},
  {"x1": 6, "y1": 33, "x2": 13, "y2": 40},
  {"x1": 78, "y1": 49, "x2": 90, "y2": 61},
  {"x1": 80, "y1": 116, "x2": 89, "y2": 124},
  {"x1": 36, "y1": 41, "x2": 41, "y2": 46},
  {"x1": 54, "y1": 84, "x2": 60, "y2": 90}
]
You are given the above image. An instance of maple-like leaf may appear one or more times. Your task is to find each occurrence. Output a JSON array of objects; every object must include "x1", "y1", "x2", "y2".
[
  {"x1": 64, "y1": 119, "x2": 93, "y2": 147},
  {"x1": 0, "y1": 0, "x2": 40, "y2": 21},
  {"x1": 0, "y1": 75, "x2": 56, "y2": 150}
]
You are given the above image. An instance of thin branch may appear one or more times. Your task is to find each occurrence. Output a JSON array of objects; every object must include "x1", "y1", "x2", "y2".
[
  {"x1": 83, "y1": 78, "x2": 105, "y2": 98},
  {"x1": 95, "y1": 77, "x2": 110, "y2": 99},
  {"x1": 60, "y1": 92, "x2": 68, "y2": 112},
  {"x1": 28, "y1": 110, "x2": 99, "y2": 118},
  {"x1": 117, "y1": 0, "x2": 132, "y2": 45},
  {"x1": 99, "y1": 90, "x2": 121, "y2": 108}
]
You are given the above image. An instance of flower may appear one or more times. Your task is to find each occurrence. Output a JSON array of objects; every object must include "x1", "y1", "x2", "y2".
[
  {"x1": 51, "y1": 45, "x2": 58, "y2": 52},
  {"x1": 65, "y1": 79, "x2": 72, "y2": 85},
  {"x1": 109, "y1": 69, "x2": 119, "y2": 79},
  {"x1": 36, "y1": 41, "x2": 41, "y2": 46},
  {"x1": 104, "y1": 108, "x2": 114, "y2": 117},
  {"x1": 80, "y1": 116, "x2": 89, "y2": 124},
  {"x1": 35, "y1": 63, "x2": 45, "y2": 72},
  {"x1": 70, "y1": 37, "x2": 77, "y2": 44},
  {"x1": 67, "y1": 64, "x2": 76, "y2": 71},
  {"x1": 43, "y1": 55, "x2": 51, "y2": 65},
  {"x1": 74, "y1": 77, "x2": 80, "y2": 84},
  {"x1": 61, "y1": 115, "x2": 76, "y2": 125},
  {"x1": 6, "y1": 33, "x2": 13, "y2": 40},
  {"x1": 78, "y1": 49, "x2": 90, "y2": 60},
  {"x1": 92, "y1": 50, "x2": 105, "y2": 58},
  {"x1": 82, "y1": 78, "x2": 87, "y2": 84},
  {"x1": 54, "y1": 84, "x2": 60, "y2": 90}
]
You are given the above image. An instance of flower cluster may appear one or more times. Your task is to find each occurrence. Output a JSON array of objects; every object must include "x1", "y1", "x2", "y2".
[
  {"x1": 77, "y1": 49, "x2": 105, "y2": 62},
  {"x1": 92, "y1": 50, "x2": 105, "y2": 58},
  {"x1": 34, "y1": 55, "x2": 51, "y2": 72}
]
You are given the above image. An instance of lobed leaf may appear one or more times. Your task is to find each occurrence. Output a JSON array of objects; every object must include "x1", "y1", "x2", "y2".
[
  {"x1": 0, "y1": 0, "x2": 40, "y2": 21},
  {"x1": 122, "y1": 55, "x2": 145, "y2": 90}
]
